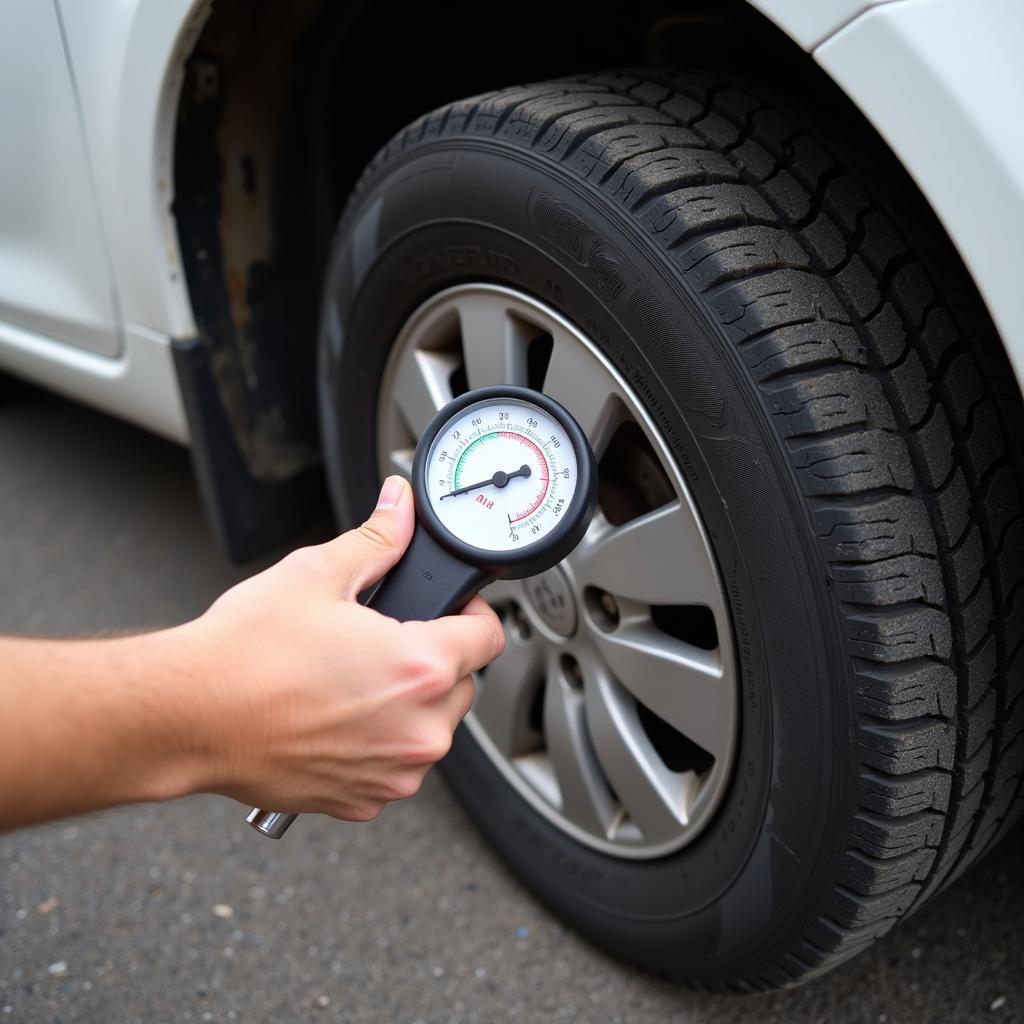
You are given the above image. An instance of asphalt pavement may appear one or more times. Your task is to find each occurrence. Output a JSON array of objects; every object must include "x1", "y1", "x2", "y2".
[{"x1": 1, "y1": 378, "x2": 1021, "y2": 1024}]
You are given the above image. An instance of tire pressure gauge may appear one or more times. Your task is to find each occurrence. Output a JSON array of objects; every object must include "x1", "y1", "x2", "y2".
[{"x1": 247, "y1": 386, "x2": 597, "y2": 838}]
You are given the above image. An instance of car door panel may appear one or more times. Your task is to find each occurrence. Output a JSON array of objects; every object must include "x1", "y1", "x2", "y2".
[{"x1": 0, "y1": 1, "x2": 120, "y2": 357}]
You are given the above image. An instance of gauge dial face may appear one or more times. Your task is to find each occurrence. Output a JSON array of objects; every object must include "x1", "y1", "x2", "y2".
[{"x1": 424, "y1": 397, "x2": 579, "y2": 553}]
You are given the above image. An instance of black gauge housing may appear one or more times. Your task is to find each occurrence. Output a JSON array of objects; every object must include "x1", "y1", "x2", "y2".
[{"x1": 366, "y1": 386, "x2": 597, "y2": 622}]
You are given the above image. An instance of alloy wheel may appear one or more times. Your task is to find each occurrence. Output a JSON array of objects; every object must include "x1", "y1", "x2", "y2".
[{"x1": 376, "y1": 284, "x2": 737, "y2": 858}]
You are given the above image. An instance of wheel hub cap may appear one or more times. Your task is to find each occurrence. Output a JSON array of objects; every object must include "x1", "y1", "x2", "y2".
[{"x1": 524, "y1": 567, "x2": 577, "y2": 639}]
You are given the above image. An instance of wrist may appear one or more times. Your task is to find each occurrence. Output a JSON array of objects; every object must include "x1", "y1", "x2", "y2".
[{"x1": 125, "y1": 624, "x2": 225, "y2": 804}]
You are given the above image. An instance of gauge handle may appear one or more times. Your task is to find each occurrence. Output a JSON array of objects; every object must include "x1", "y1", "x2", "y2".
[
  {"x1": 365, "y1": 523, "x2": 490, "y2": 620},
  {"x1": 246, "y1": 524, "x2": 491, "y2": 839}
]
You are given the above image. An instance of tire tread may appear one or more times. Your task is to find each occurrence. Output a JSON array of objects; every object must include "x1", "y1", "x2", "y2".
[{"x1": 349, "y1": 69, "x2": 1024, "y2": 990}]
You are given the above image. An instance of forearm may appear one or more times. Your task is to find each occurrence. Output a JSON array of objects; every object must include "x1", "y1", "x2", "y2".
[
  {"x1": 0, "y1": 629, "x2": 212, "y2": 831},
  {"x1": 0, "y1": 478, "x2": 503, "y2": 832}
]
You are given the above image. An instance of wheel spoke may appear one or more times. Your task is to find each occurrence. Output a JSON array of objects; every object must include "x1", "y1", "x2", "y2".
[
  {"x1": 392, "y1": 349, "x2": 456, "y2": 436},
  {"x1": 480, "y1": 578, "x2": 523, "y2": 607},
  {"x1": 584, "y1": 670, "x2": 693, "y2": 843},
  {"x1": 544, "y1": 672, "x2": 616, "y2": 835},
  {"x1": 471, "y1": 634, "x2": 544, "y2": 757},
  {"x1": 572, "y1": 501, "x2": 719, "y2": 607},
  {"x1": 456, "y1": 294, "x2": 528, "y2": 388},
  {"x1": 588, "y1": 624, "x2": 728, "y2": 762},
  {"x1": 542, "y1": 326, "x2": 625, "y2": 457}
]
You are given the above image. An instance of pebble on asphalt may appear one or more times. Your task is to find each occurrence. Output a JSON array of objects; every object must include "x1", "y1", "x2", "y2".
[
  {"x1": 46, "y1": 962, "x2": 67, "y2": 977},
  {"x1": 991, "y1": 995, "x2": 1007, "y2": 1012},
  {"x1": 212, "y1": 904, "x2": 234, "y2": 919}
]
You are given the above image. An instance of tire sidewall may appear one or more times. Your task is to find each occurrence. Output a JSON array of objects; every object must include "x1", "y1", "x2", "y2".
[{"x1": 318, "y1": 140, "x2": 852, "y2": 978}]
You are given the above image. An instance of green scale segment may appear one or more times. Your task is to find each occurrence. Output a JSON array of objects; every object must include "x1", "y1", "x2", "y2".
[{"x1": 453, "y1": 431, "x2": 500, "y2": 488}]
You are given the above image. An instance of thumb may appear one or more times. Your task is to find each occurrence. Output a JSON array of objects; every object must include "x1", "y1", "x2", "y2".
[{"x1": 324, "y1": 476, "x2": 415, "y2": 598}]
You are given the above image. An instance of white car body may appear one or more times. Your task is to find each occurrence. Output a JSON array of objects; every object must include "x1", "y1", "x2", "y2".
[{"x1": 0, "y1": 0, "x2": 1021, "y2": 445}]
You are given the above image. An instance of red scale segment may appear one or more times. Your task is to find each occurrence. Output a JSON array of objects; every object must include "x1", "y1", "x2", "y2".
[{"x1": 500, "y1": 430, "x2": 550, "y2": 523}]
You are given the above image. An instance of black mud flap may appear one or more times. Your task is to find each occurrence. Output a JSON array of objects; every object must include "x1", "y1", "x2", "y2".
[{"x1": 172, "y1": 338, "x2": 326, "y2": 563}]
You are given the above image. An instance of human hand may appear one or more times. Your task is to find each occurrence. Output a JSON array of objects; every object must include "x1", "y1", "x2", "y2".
[{"x1": 181, "y1": 476, "x2": 505, "y2": 821}]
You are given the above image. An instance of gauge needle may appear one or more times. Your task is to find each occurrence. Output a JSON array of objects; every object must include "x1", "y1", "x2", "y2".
[{"x1": 439, "y1": 464, "x2": 532, "y2": 499}]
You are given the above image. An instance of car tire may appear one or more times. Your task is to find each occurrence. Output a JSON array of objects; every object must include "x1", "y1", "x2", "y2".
[{"x1": 317, "y1": 70, "x2": 1024, "y2": 989}]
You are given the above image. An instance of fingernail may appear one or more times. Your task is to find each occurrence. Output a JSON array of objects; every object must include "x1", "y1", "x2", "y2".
[{"x1": 376, "y1": 476, "x2": 404, "y2": 510}]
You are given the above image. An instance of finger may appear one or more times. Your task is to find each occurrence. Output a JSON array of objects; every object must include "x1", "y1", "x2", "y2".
[
  {"x1": 441, "y1": 675, "x2": 476, "y2": 728},
  {"x1": 459, "y1": 594, "x2": 498, "y2": 621},
  {"x1": 410, "y1": 604, "x2": 506, "y2": 679},
  {"x1": 318, "y1": 477, "x2": 415, "y2": 597}
]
